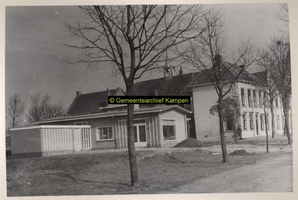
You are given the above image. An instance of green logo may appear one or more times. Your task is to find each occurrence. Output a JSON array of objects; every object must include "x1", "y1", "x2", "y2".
[{"x1": 109, "y1": 97, "x2": 115, "y2": 103}]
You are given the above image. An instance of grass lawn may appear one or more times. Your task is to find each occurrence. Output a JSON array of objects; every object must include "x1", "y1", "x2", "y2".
[{"x1": 6, "y1": 146, "x2": 284, "y2": 196}]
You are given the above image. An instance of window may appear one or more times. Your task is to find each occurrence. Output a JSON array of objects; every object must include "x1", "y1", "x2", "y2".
[
  {"x1": 241, "y1": 88, "x2": 245, "y2": 106},
  {"x1": 265, "y1": 114, "x2": 269, "y2": 130},
  {"x1": 242, "y1": 113, "x2": 247, "y2": 130},
  {"x1": 264, "y1": 92, "x2": 268, "y2": 105},
  {"x1": 225, "y1": 115, "x2": 234, "y2": 131},
  {"x1": 260, "y1": 115, "x2": 264, "y2": 130},
  {"x1": 248, "y1": 89, "x2": 252, "y2": 107},
  {"x1": 249, "y1": 112, "x2": 254, "y2": 130},
  {"x1": 162, "y1": 119, "x2": 176, "y2": 140},
  {"x1": 75, "y1": 122, "x2": 88, "y2": 125},
  {"x1": 96, "y1": 127, "x2": 113, "y2": 141},
  {"x1": 259, "y1": 90, "x2": 263, "y2": 107},
  {"x1": 275, "y1": 98, "x2": 279, "y2": 108},
  {"x1": 277, "y1": 115, "x2": 280, "y2": 130},
  {"x1": 253, "y1": 90, "x2": 257, "y2": 107}
]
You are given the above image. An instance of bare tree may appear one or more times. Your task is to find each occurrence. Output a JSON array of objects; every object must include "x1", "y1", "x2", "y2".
[
  {"x1": 209, "y1": 95, "x2": 241, "y2": 142},
  {"x1": 255, "y1": 69, "x2": 279, "y2": 138},
  {"x1": 278, "y1": 3, "x2": 289, "y2": 23},
  {"x1": 182, "y1": 9, "x2": 258, "y2": 162},
  {"x1": 44, "y1": 102, "x2": 65, "y2": 119},
  {"x1": 27, "y1": 93, "x2": 65, "y2": 123},
  {"x1": 61, "y1": 5, "x2": 213, "y2": 185},
  {"x1": 259, "y1": 37, "x2": 291, "y2": 144},
  {"x1": 261, "y1": 90, "x2": 271, "y2": 153},
  {"x1": 6, "y1": 94, "x2": 25, "y2": 129}
]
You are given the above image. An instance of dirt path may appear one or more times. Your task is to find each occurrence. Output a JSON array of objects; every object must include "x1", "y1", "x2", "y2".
[{"x1": 167, "y1": 151, "x2": 292, "y2": 193}]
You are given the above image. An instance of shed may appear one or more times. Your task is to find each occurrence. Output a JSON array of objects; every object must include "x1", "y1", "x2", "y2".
[{"x1": 10, "y1": 125, "x2": 91, "y2": 158}]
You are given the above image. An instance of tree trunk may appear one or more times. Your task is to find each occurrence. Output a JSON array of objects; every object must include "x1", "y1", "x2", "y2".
[
  {"x1": 126, "y1": 5, "x2": 139, "y2": 186},
  {"x1": 126, "y1": 86, "x2": 139, "y2": 186},
  {"x1": 282, "y1": 99, "x2": 291, "y2": 144},
  {"x1": 270, "y1": 105, "x2": 276, "y2": 138},
  {"x1": 266, "y1": 122, "x2": 269, "y2": 153},
  {"x1": 218, "y1": 96, "x2": 228, "y2": 162},
  {"x1": 234, "y1": 112, "x2": 238, "y2": 142}
]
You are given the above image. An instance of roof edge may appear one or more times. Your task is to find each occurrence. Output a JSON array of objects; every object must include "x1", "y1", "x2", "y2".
[{"x1": 35, "y1": 105, "x2": 191, "y2": 124}]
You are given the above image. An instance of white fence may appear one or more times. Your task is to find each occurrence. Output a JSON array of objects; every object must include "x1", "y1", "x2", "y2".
[
  {"x1": 41, "y1": 127, "x2": 74, "y2": 152},
  {"x1": 81, "y1": 127, "x2": 92, "y2": 150}
]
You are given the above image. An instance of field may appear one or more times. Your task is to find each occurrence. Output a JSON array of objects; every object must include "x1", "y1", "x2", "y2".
[{"x1": 6, "y1": 136, "x2": 292, "y2": 196}]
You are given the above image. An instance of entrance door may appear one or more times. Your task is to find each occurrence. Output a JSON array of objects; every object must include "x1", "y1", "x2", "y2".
[
  {"x1": 255, "y1": 114, "x2": 259, "y2": 135},
  {"x1": 134, "y1": 124, "x2": 147, "y2": 147}
]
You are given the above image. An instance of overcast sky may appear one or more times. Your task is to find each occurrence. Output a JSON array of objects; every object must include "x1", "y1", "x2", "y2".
[{"x1": 5, "y1": 4, "x2": 288, "y2": 110}]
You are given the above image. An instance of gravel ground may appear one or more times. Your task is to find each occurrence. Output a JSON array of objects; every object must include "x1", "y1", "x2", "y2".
[
  {"x1": 6, "y1": 136, "x2": 293, "y2": 196},
  {"x1": 168, "y1": 151, "x2": 292, "y2": 193}
]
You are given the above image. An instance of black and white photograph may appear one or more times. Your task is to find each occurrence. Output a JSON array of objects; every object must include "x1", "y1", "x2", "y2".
[{"x1": 3, "y1": 0, "x2": 295, "y2": 198}]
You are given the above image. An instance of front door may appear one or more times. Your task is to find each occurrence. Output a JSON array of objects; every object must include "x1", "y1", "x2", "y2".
[{"x1": 134, "y1": 124, "x2": 147, "y2": 147}]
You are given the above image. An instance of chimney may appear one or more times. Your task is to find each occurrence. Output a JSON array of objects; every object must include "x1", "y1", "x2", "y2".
[
  {"x1": 76, "y1": 91, "x2": 81, "y2": 96},
  {"x1": 154, "y1": 89, "x2": 158, "y2": 96},
  {"x1": 179, "y1": 66, "x2": 183, "y2": 75},
  {"x1": 164, "y1": 66, "x2": 172, "y2": 78},
  {"x1": 214, "y1": 54, "x2": 222, "y2": 67},
  {"x1": 105, "y1": 88, "x2": 110, "y2": 107}
]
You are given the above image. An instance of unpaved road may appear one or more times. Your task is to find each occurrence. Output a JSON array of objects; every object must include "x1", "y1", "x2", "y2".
[{"x1": 168, "y1": 151, "x2": 292, "y2": 193}]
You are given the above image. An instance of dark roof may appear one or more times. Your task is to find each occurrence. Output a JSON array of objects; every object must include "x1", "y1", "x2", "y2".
[
  {"x1": 252, "y1": 71, "x2": 268, "y2": 85},
  {"x1": 66, "y1": 88, "x2": 124, "y2": 116},
  {"x1": 184, "y1": 62, "x2": 266, "y2": 90},
  {"x1": 132, "y1": 72, "x2": 200, "y2": 96}
]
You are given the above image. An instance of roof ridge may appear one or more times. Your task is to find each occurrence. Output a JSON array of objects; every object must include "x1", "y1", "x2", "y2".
[{"x1": 78, "y1": 88, "x2": 118, "y2": 96}]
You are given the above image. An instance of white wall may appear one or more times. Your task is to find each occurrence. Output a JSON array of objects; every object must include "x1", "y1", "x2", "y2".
[
  {"x1": 192, "y1": 85, "x2": 220, "y2": 139},
  {"x1": 192, "y1": 82, "x2": 285, "y2": 139},
  {"x1": 233, "y1": 82, "x2": 284, "y2": 138},
  {"x1": 159, "y1": 110, "x2": 187, "y2": 148}
]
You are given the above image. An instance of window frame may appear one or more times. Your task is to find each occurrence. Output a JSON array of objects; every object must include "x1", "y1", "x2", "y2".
[
  {"x1": 242, "y1": 113, "x2": 247, "y2": 130},
  {"x1": 249, "y1": 112, "x2": 254, "y2": 130},
  {"x1": 248, "y1": 89, "x2": 252, "y2": 107},
  {"x1": 260, "y1": 115, "x2": 265, "y2": 130},
  {"x1": 253, "y1": 90, "x2": 258, "y2": 107},
  {"x1": 241, "y1": 88, "x2": 246, "y2": 106},
  {"x1": 265, "y1": 114, "x2": 270, "y2": 130},
  {"x1": 259, "y1": 90, "x2": 263, "y2": 107},
  {"x1": 162, "y1": 119, "x2": 176, "y2": 141},
  {"x1": 96, "y1": 126, "x2": 114, "y2": 141}
]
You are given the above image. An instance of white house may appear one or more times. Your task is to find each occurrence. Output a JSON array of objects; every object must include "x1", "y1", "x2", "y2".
[
  {"x1": 183, "y1": 61, "x2": 286, "y2": 139},
  {"x1": 10, "y1": 87, "x2": 191, "y2": 157}
]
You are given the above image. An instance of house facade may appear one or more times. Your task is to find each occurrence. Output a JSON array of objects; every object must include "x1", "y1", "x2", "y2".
[
  {"x1": 184, "y1": 61, "x2": 286, "y2": 139},
  {"x1": 32, "y1": 86, "x2": 191, "y2": 151},
  {"x1": 36, "y1": 105, "x2": 191, "y2": 150}
]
